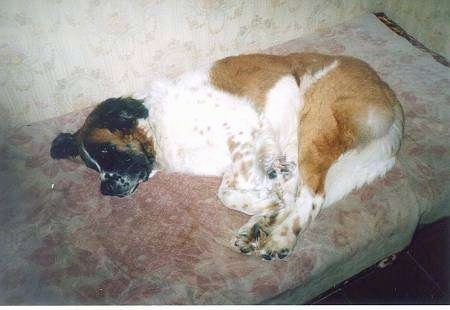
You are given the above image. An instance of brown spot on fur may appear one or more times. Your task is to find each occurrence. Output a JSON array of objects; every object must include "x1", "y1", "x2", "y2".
[
  {"x1": 292, "y1": 217, "x2": 301, "y2": 236},
  {"x1": 268, "y1": 212, "x2": 279, "y2": 226},
  {"x1": 226, "y1": 178, "x2": 237, "y2": 188},
  {"x1": 227, "y1": 137, "x2": 239, "y2": 152},
  {"x1": 266, "y1": 202, "x2": 279, "y2": 211},
  {"x1": 240, "y1": 160, "x2": 252, "y2": 176},
  {"x1": 241, "y1": 142, "x2": 251, "y2": 150},
  {"x1": 232, "y1": 152, "x2": 243, "y2": 161},
  {"x1": 280, "y1": 226, "x2": 289, "y2": 236}
]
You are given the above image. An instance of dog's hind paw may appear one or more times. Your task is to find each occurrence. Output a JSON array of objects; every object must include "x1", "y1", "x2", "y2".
[
  {"x1": 266, "y1": 155, "x2": 295, "y2": 180},
  {"x1": 232, "y1": 212, "x2": 280, "y2": 255}
]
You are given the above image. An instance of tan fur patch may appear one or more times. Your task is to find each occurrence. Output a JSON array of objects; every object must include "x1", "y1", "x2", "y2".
[
  {"x1": 87, "y1": 128, "x2": 136, "y2": 150},
  {"x1": 227, "y1": 137, "x2": 239, "y2": 152},
  {"x1": 210, "y1": 54, "x2": 294, "y2": 111},
  {"x1": 292, "y1": 217, "x2": 301, "y2": 236},
  {"x1": 280, "y1": 226, "x2": 289, "y2": 236},
  {"x1": 84, "y1": 126, "x2": 154, "y2": 157},
  {"x1": 297, "y1": 55, "x2": 400, "y2": 194},
  {"x1": 240, "y1": 160, "x2": 252, "y2": 177},
  {"x1": 226, "y1": 177, "x2": 237, "y2": 188},
  {"x1": 232, "y1": 152, "x2": 243, "y2": 161},
  {"x1": 133, "y1": 126, "x2": 155, "y2": 157}
]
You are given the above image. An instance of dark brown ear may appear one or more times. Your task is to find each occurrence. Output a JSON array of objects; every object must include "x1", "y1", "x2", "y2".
[
  {"x1": 91, "y1": 97, "x2": 148, "y2": 132},
  {"x1": 50, "y1": 132, "x2": 79, "y2": 159}
]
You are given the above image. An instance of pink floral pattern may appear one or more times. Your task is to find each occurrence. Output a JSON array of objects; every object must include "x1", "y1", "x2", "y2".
[{"x1": 0, "y1": 15, "x2": 449, "y2": 304}]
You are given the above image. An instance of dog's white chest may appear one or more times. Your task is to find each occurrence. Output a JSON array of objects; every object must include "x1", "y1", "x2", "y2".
[{"x1": 145, "y1": 70, "x2": 261, "y2": 176}]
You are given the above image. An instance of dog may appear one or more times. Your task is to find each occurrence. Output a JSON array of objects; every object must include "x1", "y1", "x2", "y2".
[{"x1": 50, "y1": 53, "x2": 404, "y2": 260}]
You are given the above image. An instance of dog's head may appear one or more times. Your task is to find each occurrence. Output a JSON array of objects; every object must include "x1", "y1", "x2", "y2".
[{"x1": 50, "y1": 97, "x2": 156, "y2": 197}]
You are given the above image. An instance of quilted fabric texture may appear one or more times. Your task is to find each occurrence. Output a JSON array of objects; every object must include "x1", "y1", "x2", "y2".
[{"x1": 0, "y1": 14, "x2": 449, "y2": 304}]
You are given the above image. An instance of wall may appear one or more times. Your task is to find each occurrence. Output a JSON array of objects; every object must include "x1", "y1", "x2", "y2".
[
  {"x1": 1, "y1": 0, "x2": 448, "y2": 129},
  {"x1": 0, "y1": 0, "x2": 385, "y2": 128}
]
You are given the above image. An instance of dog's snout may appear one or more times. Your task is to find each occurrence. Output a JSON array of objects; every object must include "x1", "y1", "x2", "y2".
[{"x1": 100, "y1": 173, "x2": 132, "y2": 196}]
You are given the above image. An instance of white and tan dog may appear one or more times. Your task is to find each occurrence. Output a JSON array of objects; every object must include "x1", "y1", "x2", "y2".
[{"x1": 51, "y1": 53, "x2": 404, "y2": 260}]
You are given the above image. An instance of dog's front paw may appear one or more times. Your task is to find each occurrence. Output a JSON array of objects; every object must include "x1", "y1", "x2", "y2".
[
  {"x1": 260, "y1": 247, "x2": 292, "y2": 260},
  {"x1": 258, "y1": 224, "x2": 298, "y2": 260},
  {"x1": 258, "y1": 240, "x2": 296, "y2": 261},
  {"x1": 258, "y1": 232, "x2": 296, "y2": 260}
]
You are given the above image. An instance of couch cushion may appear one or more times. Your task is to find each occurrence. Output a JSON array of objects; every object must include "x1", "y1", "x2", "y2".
[{"x1": 0, "y1": 14, "x2": 449, "y2": 304}]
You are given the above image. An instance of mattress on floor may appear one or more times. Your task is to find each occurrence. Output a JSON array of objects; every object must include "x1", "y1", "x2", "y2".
[{"x1": 0, "y1": 14, "x2": 449, "y2": 304}]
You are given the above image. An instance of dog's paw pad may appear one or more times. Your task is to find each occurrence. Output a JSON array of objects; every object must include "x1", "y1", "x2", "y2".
[
  {"x1": 266, "y1": 156, "x2": 295, "y2": 180},
  {"x1": 259, "y1": 247, "x2": 292, "y2": 260},
  {"x1": 268, "y1": 169, "x2": 278, "y2": 179},
  {"x1": 239, "y1": 245, "x2": 253, "y2": 255},
  {"x1": 277, "y1": 248, "x2": 291, "y2": 259},
  {"x1": 261, "y1": 250, "x2": 274, "y2": 261}
]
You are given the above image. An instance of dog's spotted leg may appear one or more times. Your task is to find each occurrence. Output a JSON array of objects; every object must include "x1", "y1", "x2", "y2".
[
  {"x1": 256, "y1": 106, "x2": 358, "y2": 260},
  {"x1": 232, "y1": 167, "x2": 300, "y2": 255},
  {"x1": 218, "y1": 131, "x2": 280, "y2": 216},
  {"x1": 254, "y1": 121, "x2": 296, "y2": 182}
]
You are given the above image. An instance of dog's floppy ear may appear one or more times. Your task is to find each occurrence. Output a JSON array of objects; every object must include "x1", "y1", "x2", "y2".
[
  {"x1": 93, "y1": 97, "x2": 148, "y2": 132},
  {"x1": 50, "y1": 132, "x2": 79, "y2": 159}
]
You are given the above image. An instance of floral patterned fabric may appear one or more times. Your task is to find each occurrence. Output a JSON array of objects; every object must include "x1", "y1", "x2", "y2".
[
  {"x1": 0, "y1": 14, "x2": 449, "y2": 304},
  {"x1": 0, "y1": 0, "x2": 389, "y2": 130}
]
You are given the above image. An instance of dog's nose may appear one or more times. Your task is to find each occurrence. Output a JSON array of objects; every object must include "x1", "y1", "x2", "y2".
[
  {"x1": 100, "y1": 180, "x2": 117, "y2": 196},
  {"x1": 100, "y1": 174, "x2": 129, "y2": 196}
]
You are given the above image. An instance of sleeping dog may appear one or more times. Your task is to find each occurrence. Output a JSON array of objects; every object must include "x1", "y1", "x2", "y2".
[{"x1": 50, "y1": 53, "x2": 404, "y2": 260}]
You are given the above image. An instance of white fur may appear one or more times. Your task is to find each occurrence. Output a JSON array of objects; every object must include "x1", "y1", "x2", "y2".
[
  {"x1": 323, "y1": 102, "x2": 403, "y2": 207},
  {"x1": 262, "y1": 75, "x2": 301, "y2": 163},
  {"x1": 80, "y1": 142, "x2": 101, "y2": 174},
  {"x1": 144, "y1": 68, "x2": 260, "y2": 176}
]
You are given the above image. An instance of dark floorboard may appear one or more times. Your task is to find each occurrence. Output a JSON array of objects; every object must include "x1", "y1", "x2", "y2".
[{"x1": 309, "y1": 217, "x2": 450, "y2": 305}]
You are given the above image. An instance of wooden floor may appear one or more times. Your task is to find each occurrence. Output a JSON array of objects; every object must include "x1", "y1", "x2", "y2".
[{"x1": 308, "y1": 217, "x2": 449, "y2": 305}]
